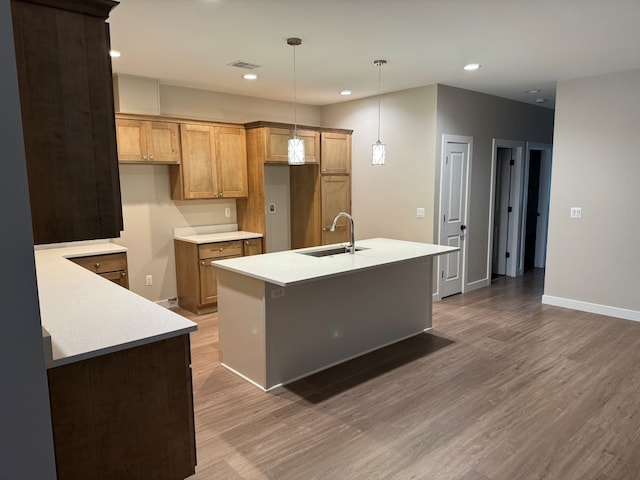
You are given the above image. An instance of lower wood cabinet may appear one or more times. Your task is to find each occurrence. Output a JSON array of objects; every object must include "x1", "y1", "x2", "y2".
[
  {"x1": 175, "y1": 238, "x2": 263, "y2": 314},
  {"x1": 47, "y1": 334, "x2": 196, "y2": 480},
  {"x1": 69, "y1": 252, "x2": 129, "y2": 289}
]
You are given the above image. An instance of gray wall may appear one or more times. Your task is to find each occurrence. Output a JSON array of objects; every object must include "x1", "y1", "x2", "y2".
[
  {"x1": 436, "y1": 85, "x2": 555, "y2": 285},
  {"x1": 544, "y1": 69, "x2": 640, "y2": 317},
  {"x1": 0, "y1": 0, "x2": 57, "y2": 476}
]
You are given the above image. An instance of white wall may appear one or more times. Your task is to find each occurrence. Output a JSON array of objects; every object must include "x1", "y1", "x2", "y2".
[
  {"x1": 544, "y1": 69, "x2": 640, "y2": 319},
  {"x1": 436, "y1": 85, "x2": 555, "y2": 286},
  {"x1": 322, "y1": 85, "x2": 438, "y2": 242},
  {"x1": 0, "y1": 0, "x2": 57, "y2": 475},
  {"x1": 114, "y1": 76, "x2": 322, "y2": 301}
]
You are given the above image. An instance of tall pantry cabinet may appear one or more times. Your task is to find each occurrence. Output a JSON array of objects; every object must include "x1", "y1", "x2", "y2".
[{"x1": 11, "y1": 0, "x2": 123, "y2": 245}]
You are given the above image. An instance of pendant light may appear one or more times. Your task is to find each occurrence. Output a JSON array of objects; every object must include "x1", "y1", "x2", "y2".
[
  {"x1": 287, "y1": 37, "x2": 305, "y2": 165},
  {"x1": 372, "y1": 59, "x2": 387, "y2": 166}
]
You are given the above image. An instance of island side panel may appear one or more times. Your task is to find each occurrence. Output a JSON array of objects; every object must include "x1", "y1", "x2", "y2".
[
  {"x1": 217, "y1": 269, "x2": 267, "y2": 388},
  {"x1": 264, "y1": 257, "x2": 432, "y2": 389}
]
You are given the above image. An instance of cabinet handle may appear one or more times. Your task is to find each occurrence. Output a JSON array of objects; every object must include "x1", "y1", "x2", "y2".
[
  {"x1": 219, "y1": 248, "x2": 224, "y2": 252},
  {"x1": 121, "y1": 272, "x2": 126, "y2": 277},
  {"x1": 200, "y1": 261, "x2": 205, "y2": 266},
  {"x1": 95, "y1": 262, "x2": 100, "y2": 269},
  {"x1": 322, "y1": 169, "x2": 326, "y2": 173},
  {"x1": 143, "y1": 155, "x2": 148, "y2": 161},
  {"x1": 149, "y1": 154, "x2": 154, "y2": 160}
]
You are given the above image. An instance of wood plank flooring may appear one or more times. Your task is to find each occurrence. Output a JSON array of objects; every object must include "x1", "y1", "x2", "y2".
[{"x1": 179, "y1": 269, "x2": 640, "y2": 479}]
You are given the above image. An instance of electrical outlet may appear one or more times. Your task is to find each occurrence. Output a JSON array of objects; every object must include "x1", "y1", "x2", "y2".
[
  {"x1": 416, "y1": 207, "x2": 425, "y2": 219},
  {"x1": 145, "y1": 275, "x2": 153, "y2": 286},
  {"x1": 271, "y1": 287, "x2": 284, "y2": 299},
  {"x1": 224, "y1": 207, "x2": 231, "y2": 218},
  {"x1": 570, "y1": 207, "x2": 582, "y2": 219}
]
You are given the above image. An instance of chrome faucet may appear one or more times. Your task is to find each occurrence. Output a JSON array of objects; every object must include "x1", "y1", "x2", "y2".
[{"x1": 330, "y1": 212, "x2": 355, "y2": 254}]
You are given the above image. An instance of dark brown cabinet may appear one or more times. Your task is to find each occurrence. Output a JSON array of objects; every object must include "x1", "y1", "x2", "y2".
[{"x1": 11, "y1": 0, "x2": 123, "y2": 245}]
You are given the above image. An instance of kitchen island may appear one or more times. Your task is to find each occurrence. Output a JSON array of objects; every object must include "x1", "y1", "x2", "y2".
[{"x1": 213, "y1": 238, "x2": 457, "y2": 391}]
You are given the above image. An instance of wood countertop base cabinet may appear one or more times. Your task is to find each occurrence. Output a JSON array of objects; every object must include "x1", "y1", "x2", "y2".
[
  {"x1": 47, "y1": 334, "x2": 196, "y2": 480},
  {"x1": 175, "y1": 238, "x2": 262, "y2": 314}
]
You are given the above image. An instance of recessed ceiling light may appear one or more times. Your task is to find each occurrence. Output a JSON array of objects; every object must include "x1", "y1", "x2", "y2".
[
  {"x1": 243, "y1": 73, "x2": 257, "y2": 80},
  {"x1": 340, "y1": 90, "x2": 352, "y2": 96},
  {"x1": 463, "y1": 63, "x2": 481, "y2": 71},
  {"x1": 526, "y1": 89, "x2": 541, "y2": 94},
  {"x1": 109, "y1": 50, "x2": 121, "y2": 58},
  {"x1": 535, "y1": 98, "x2": 546, "y2": 104}
]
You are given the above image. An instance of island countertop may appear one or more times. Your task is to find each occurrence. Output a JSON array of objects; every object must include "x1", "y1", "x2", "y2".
[
  {"x1": 212, "y1": 238, "x2": 458, "y2": 287},
  {"x1": 35, "y1": 242, "x2": 197, "y2": 368}
]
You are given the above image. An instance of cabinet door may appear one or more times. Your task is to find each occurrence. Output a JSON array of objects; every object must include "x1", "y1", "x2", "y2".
[
  {"x1": 321, "y1": 175, "x2": 351, "y2": 245},
  {"x1": 265, "y1": 128, "x2": 319, "y2": 164},
  {"x1": 199, "y1": 259, "x2": 219, "y2": 305},
  {"x1": 243, "y1": 238, "x2": 263, "y2": 256},
  {"x1": 216, "y1": 126, "x2": 248, "y2": 198},
  {"x1": 265, "y1": 127, "x2": 290, "y2": 163},
  {"x1": 115, "y1": 119, "x2": 148, "y2": 162},
  {"x1": 321, "y1": 132, "x2": 351, "y2": 175},
  {"x1": 147, "y1": 121, "x2": 181, "y2": 163},
  {"x1": 199, "y1": 254, "x2": 242, "y2": 305},
  {"x1": 298, "y1": 129, "x2": 320, "y2": 164},
  {"x1": 180, "y1": 124, "x2": 217, "y2": 199},
  {"x1": 12, "y1": 0, "x2": 123, "y2": 245}
]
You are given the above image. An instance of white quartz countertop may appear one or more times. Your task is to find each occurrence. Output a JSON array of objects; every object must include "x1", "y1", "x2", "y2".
[
  {"x1": 174, "y1": 230, "x2": 263, "y2": 244},
  {"x1": 35, "y1": 242, "x2": 197, "y2": 368},
  {"x1": 212, "y1": 238, "x2": 458, "y2": 287}
]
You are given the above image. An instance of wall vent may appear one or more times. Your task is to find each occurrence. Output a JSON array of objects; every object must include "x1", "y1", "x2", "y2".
[{"x1": 227, "y1": 61, "x2": 260, "y2": 70}]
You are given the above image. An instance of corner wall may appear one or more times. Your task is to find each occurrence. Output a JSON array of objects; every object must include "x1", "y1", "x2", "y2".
[
  {"x1": 1, "y1": 0, "x2": 56, "y2": 475},
  {"x1": 543, "y1": 69, "x2": 640, "y2": 320},
  {"x1": 436, "y1": 85, "x2": 555, "y2": 286}
]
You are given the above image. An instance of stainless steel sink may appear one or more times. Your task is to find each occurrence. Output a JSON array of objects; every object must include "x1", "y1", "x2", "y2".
[{"x1": 298, "y1": 246, "x2": 367, "y2": 257}]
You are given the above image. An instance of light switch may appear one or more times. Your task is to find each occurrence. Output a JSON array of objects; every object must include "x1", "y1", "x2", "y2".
[
  {"x1": 416, "y1": 207, "x2": 425, "y2": 219},
  {"x1": 570, "y1": 207, "x2": 582, "y2": 219},
  {"x1": 268, "y1": 203, "x2": 276, "y2": 213}
]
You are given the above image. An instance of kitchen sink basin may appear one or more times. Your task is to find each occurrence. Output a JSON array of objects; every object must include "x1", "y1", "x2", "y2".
[{"x1": 298, "y1": 246, "x2": 368, "y2": 257}]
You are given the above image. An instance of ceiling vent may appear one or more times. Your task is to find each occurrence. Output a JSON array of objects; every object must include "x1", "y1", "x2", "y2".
[{"x1": 227, "y1": 61, "x2": 260, "y2": 70}]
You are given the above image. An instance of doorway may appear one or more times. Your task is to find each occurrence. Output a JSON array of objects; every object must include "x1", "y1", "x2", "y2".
[
  {"x1": 489, "y1": 140, "x2": 524, "y2": 279},
  {"x1": 488, "y1": 140, "x2": 552, "y2": 280}
]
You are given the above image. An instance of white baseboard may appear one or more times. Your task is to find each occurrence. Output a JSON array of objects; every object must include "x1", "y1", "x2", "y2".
[
  {"x1": 465, "y1": 278, "x2": 490, "y2": 293},
  {"x1": 542, "y1": 295, "x2": 640, "y2": 323}
]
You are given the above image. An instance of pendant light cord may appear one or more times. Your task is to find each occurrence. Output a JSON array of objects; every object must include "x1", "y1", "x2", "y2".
[
  {"x1": 293, "y1": 43, "x2": 298, "y2": 138},
  {"x1": 377, "y1": 61, "x2": 381, "y2": 143}
]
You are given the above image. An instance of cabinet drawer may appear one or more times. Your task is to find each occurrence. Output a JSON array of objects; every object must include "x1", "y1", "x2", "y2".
[
  {"x1": 100, "y1": 270, "x2": 129, "y2": 289},
  {"x1": 198, "y1": 241, "x2": 243, "y2": 259},
  {"x1": 70, "y1": 253, "x2": 127, "y2": 274}
]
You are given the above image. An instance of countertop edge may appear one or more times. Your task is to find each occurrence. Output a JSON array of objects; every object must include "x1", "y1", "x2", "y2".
[{"x1": 45, "y1": 326, "x2": 197, "y2": 369}]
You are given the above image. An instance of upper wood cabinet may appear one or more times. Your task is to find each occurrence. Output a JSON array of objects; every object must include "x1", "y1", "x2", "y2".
[
  {"x1": 11, "y1": 0, "x2": 123, "y2": 245},
  {"x1": 321, "y1": 132, "x2": 352, "y2": 175},
  {"x1": 264, "y1": 127, "x2": 320, "y2": 164},
  {"x1": 245, "y1": 122, "x2": 320, "y2": 164},
  {"x1": 115, "y1": 117, "x2": 181, "y2": 164},
  {"x1": 170, "y1": 124, "x2": 248, "y2": 200}
]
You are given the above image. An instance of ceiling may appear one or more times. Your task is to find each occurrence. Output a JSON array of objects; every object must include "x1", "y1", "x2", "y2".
[{"x1": 108, "y1": 0, "x2": 640, "y2": 109}]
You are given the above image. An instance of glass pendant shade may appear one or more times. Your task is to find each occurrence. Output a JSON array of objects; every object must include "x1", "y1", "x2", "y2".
[
  {"x1": 372, "y1": 140, "x2": 386, "y2": 166},
  {"x1": 288, "y1": 136, "x2": 305, "y2": 165}
]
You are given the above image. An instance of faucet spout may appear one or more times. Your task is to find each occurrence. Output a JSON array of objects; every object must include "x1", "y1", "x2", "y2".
[{"x1": 330, "y1": 212, "x2": 355, "y2": 254}]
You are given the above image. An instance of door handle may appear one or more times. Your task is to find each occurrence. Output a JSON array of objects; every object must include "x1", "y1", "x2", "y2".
[{"x1": 460, "y1": 224, "x2": 467, "y2": 231}]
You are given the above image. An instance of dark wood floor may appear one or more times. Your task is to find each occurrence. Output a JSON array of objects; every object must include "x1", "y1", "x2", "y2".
[{"x1": 180, "y1": 269, "x2": 640, "y2": 479}]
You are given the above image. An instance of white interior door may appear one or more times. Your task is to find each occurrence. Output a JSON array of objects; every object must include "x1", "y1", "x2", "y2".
[{"x1": 439, "y1": 141, "x2": 469, "y2": 298}]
